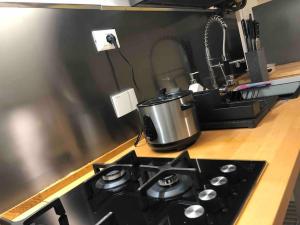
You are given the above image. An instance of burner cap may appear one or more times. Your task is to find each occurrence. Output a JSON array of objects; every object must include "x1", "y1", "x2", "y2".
[
  {"x1": 158, "y1": 174, "x2": 179, "y2": 187},
  {"x1": 184, "y1": 205, "x2": 205, "y2": 219},
  {"x1": 220, "y1": 164, "x2": 237, "y2": 173},
  {"x1": 210, "y1": 176, "x2": 228, "y2": 186},
  {"x1": 198, "y1": 189, "x2": 217, "y2": 201},
  {"x1": 146, "y1": 175, "x2": 192, "y2": 199},
  {"x1": 102, "y1": 169, "x2": 125, "y2": 181},
  {"x1": 96, "y1": 169, "x2": 130, "y2": 190}
]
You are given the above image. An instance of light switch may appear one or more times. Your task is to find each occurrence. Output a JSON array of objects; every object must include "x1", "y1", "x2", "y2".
[
  {"x1": 110, "y1": 88, "x2": 138, "y2": 118},
  {"x1": 127, "y1": 88, "x2": 138, "y2": 108}
]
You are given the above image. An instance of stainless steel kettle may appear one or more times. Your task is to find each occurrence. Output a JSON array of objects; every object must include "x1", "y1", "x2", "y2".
[{"x1": 137, "y1": 89, "x2": 200, "y2": 151}]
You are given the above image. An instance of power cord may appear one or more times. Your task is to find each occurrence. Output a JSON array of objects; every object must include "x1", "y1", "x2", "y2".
[
  {"x1": 134, "y1": 129, "x2": 143, "y2": 147},
  {"x1": 105, "y1": 51, "x2": 121, "y2": 91},
  {"x1": 106, "y1": 34, "x2": 140, "y2": 92},
  {"x1": 106, "y1": 34, "x2": 142, "y2": 146}
]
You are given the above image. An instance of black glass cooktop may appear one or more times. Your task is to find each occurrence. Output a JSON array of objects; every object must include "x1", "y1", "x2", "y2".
[{"x1": 0, "y1": 151, "x2": 266, "y2": 225}]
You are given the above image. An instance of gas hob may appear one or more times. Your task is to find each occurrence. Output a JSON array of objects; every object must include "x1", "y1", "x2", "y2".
[{"x1": 0, "y1": 151, "x2": 266, "y2": 225}]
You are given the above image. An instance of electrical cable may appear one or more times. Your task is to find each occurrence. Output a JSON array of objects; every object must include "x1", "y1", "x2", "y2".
[
  {"x1": 106, "y1": 34, "x2": 143, "y2": 144},
  {"x1": 105, "y1": 51, "x2": 121, "y2": 91},
  {"x1": 134, "y1": 130, "x2": 143, "y2": 147},
  {"x1": 106, "y1": 34, "x2": 140, "y2": 92},
  {"x1": 116, "y1": 48, "x2": 140, "y2": 92}
]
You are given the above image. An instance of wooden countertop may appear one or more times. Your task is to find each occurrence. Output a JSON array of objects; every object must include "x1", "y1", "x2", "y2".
[
  {"x1": 2, "y1": 61, "x2": 300, "y2": 224},
  {"x1": 237, "y1": 61, "x2": 300, "y2": 84}
]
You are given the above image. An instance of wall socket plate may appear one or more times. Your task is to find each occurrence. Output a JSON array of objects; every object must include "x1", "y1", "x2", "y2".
[
  {"x1": 110, "y1": 88, "x2": 138, "y2": 118},
  {"x1": 92, "y1": 29, "x2": 120, "y2": 52}
]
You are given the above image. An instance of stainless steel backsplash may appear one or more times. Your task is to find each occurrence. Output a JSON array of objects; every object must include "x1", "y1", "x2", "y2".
[
  {"x1": 0, "y1": 8, "x2": 242, "y2": 212},
  {"x1": 254, "y1": 0, "x2": 300, "y2": 64}
]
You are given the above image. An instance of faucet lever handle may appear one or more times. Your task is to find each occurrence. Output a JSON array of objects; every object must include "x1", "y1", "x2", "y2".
[{"x1": 223, "y1": 60, "x2": 231, "y2": 76}]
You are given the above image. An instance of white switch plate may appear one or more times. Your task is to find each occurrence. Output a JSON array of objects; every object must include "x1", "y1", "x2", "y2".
[
  {"x1": 92, "y1": 29, "x2": 120, "y2": 52},
  {"x1": 110, "y1": 88, "x2": 138, "y2": 118}
]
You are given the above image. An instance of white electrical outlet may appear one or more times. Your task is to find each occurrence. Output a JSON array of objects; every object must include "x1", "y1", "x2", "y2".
[
  {"x1": 110, "y1": 88, "x2": 138, "y2": 118},
  {"x1": 92, "y1": 29, "x2": 120, "y2": 52}
]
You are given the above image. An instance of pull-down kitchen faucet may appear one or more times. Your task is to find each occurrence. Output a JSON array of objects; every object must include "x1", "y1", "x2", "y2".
[{"x1": 204, "y1": 15, "x2": 235, "y2": 90}]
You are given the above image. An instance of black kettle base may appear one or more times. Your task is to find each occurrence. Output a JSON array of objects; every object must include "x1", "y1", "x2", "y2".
[{"x1": 149, "y1": 132, "x2": 200, "y2": 152}]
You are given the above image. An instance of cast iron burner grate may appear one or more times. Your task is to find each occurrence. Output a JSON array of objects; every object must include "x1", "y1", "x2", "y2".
[
  {"x1": 137, "y1": 151, "x2": 202, "y2": 201},
  {"x1": 88, "y1": 151, "x2": 266, "y2": 225}
]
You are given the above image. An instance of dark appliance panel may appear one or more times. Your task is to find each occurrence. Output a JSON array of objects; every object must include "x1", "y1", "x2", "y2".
[{"x1": 0, "y1": 151, "x2": 266, "y2": 225}]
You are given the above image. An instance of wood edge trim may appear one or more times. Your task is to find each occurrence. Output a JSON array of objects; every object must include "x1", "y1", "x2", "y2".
[
  {"x1": 90, "y1": 136, "x2": 136, "y2": 164},
  {"x1": 273, "y1": 150, "x2": 300, "y2": 225},
  {"x1": 0, "y1": 136, "x2": 137, "y2": 221}
]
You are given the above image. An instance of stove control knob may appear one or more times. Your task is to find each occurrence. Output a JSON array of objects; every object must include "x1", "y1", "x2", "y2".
[
  {"x1": 198, "y1": 189, "x2": 220, "y2": 212},
  {"x1": 184, "y1": 205, "x2": 207, "y2": 225},
  {"x1": 220, "y1": 164, "x2": 238, "y2": 183},
  {"x1": 210, "y1": 176, "x2": 228, "y2": 186},
  {"x1": 210, "y1": 176, "x2": 229, "y2": 197},
  {"x1": 184, "y1": 205, "x2": 205, "y2": 219},
  {"x1": 220, "y1": 164, "x2": 237, "y2": 173}
]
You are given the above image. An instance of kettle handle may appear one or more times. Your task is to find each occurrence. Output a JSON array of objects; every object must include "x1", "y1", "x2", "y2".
[
  {"x1": 159, "y1": 88, "x2": 167, "y2": 97},
  {"x1": 181, "y1": 102, "x2": 194, "y2": 111},
  {"x1": 143, "y1": 116, "x2": 158, "y2": 141}
]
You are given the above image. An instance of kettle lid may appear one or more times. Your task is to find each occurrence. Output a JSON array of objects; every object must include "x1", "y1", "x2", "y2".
[{"x1": 138, "y1": 90, "x2": 192, "y2": 107}]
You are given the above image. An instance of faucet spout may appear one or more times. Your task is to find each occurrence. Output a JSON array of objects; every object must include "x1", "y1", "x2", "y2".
[{"x1": 204, "y1": 15, "x2": 229, "y2": 89}]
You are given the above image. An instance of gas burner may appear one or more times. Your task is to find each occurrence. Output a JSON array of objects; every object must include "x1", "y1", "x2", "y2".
[
  {"x1": 102, "y1": 169, "x2": 125, "y2": 181},
  {"x1": 84, "y1": 151, "x2": 141, "y2": 212},
  {"x1": 184, "y1": 205, "x2": 205, "y2": 219},
  {"x1": 158, "y1": 174, "x2": 179, "y2": 187},
  {"x1": 210, "y1": 176, "x2": 228, "y2": 186},
  {"x1": 198, "y1": 189, "x2": 217, "y2": 201},
  {"x1": 220, "y1": 164, "x2": 237, "y2": 173},
  {"x1": 96, "y1": 170, "x2": 130, "y2": 190},
  {"x1": 138, "y1": 151, "x2": 201, "y2": 201},
  {"x1": 89, "y1": 151, "x2": 141, "y2": 192},
  {"x1": 146, "y1": 175, "x2": 192, "y2": 199}
]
